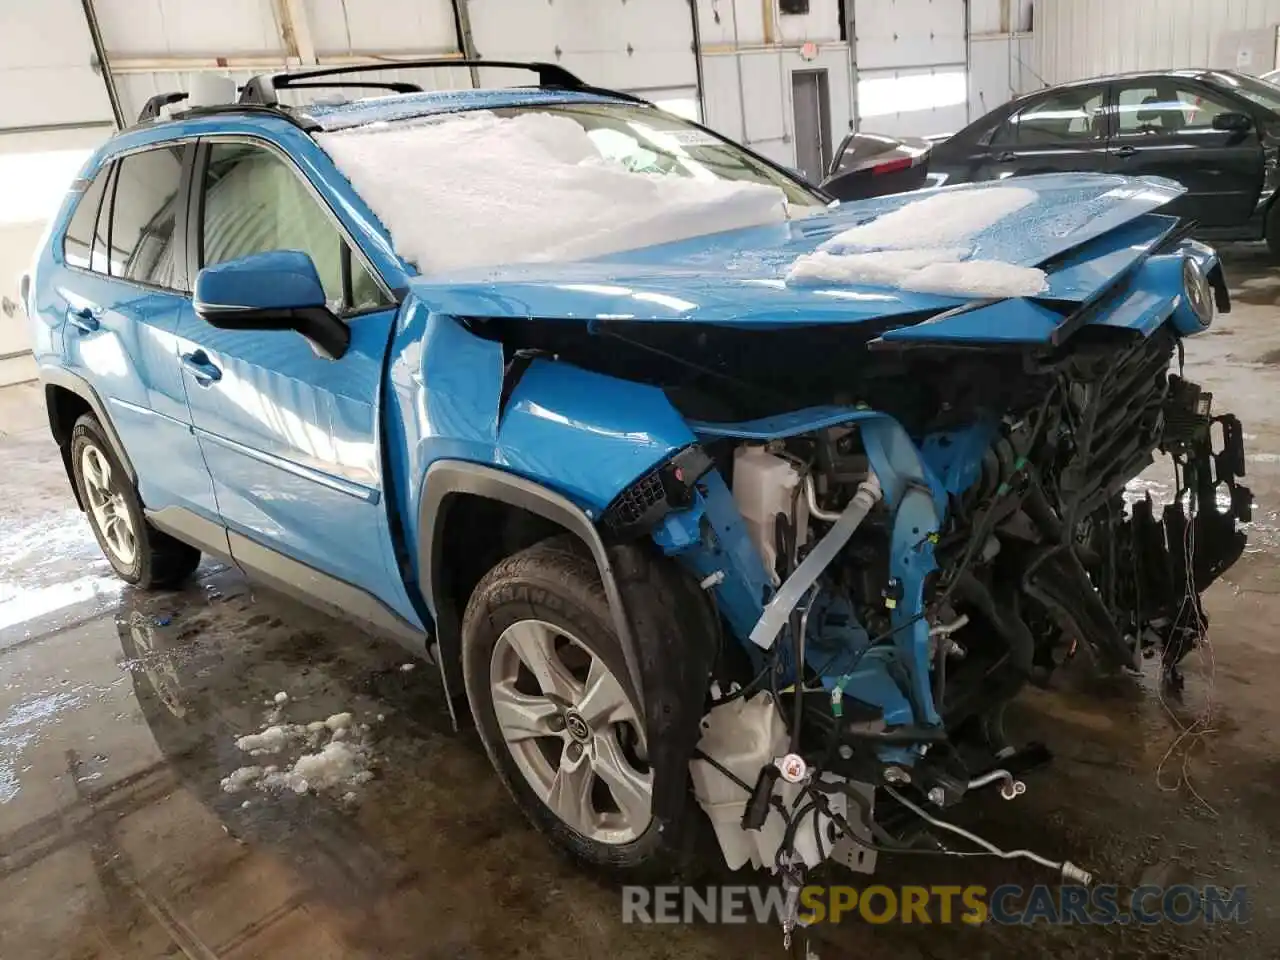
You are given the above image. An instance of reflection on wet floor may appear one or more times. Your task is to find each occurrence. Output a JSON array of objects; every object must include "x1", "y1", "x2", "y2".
[{"x1": 3, "y1": 250, "x2": 1280, "y2": 959}]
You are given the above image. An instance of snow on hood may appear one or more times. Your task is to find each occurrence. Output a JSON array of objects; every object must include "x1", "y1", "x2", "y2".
[
  {"x1": 319, "y1": 111, "x2": 794, "y2": 274},
  {"x1": 787, "y1": 186, "x2": 1049, "y2": 298}
]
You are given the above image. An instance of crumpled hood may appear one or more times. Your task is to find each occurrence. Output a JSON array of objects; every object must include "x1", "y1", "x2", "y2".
[{"x1": 406, "y1": 173, "x2": 1185, "y2": 328}]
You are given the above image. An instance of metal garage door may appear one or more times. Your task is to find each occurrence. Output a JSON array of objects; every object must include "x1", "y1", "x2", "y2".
[{"x1": 851, "y1": 0, "x2": 969, "y2": 139}]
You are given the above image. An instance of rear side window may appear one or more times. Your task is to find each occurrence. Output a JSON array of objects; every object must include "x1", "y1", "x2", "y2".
[
  {"x1": 994, "y1": 88, "x2": 1105, "y2": 145},
  {"x1": 63, "y1": 165, "x2": 112, "y2": 271},
  {"x1": 110, "y1": 146, "x2": 186, "y2": 290}
]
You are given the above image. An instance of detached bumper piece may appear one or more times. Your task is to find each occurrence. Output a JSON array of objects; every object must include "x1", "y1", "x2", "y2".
[{"x1": 1114, "y1": 375, "x2": 1252, "y2": 672}]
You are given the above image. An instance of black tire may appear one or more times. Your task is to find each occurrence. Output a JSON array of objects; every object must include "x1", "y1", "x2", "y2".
[
  {"x1": 70, "y1": 413, "x2": 201, "y2": 588},
  {"x1": 461, "y1": 535, "x2": 704, "y2": 879}
]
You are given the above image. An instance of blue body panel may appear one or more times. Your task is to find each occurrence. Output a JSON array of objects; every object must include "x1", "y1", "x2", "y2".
[{"x1": 27, "y1": 87, "x2": 1222, "y2": 756}]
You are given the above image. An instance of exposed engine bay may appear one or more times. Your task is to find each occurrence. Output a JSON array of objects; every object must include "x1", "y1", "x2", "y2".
[{"x1": 580, "y1": 297, "x2": 1251, "y2": 943}]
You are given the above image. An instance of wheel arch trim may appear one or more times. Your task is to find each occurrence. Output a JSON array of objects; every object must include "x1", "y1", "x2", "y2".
[
  {"x1": 417, "y1": 460, "x2": 644, "y2": 719},
  {"x1": 41, "y1": 368, "x2": 137, "y2": 485}
]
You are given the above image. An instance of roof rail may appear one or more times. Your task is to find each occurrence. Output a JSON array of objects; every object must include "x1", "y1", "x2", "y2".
[
  {"x1": 238, "y1": 59, "x2": 588, "y2": 106},
  {"x1": 137, "y1": 92, "x2": 189, "y2": 123}
]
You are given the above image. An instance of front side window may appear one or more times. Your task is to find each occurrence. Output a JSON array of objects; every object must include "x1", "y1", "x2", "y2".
[
  {"x1": 201, "y1": 142, "x2": 387, "y2": 315},
  {"x1": 996, "y1": 88, "x2": 1105, "y2": 145},
  {"x1": 110, "y1": 146, "x2": 185, "y2": 289},
  {"x1": 63, "y1": 164, "x2": 112, "y2": 272},
  {"x1": 1116, "y1": 81, "x2": 1237, "y2": 134}
]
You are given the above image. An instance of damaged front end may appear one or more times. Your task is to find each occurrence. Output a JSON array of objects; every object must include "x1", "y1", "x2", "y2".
[
  {"x1": 412, "y1": 172, "x2": 1252, "y2": 927},
  {"x1": 584, "y1": 231, "x2": 1251, "y2": 903}
]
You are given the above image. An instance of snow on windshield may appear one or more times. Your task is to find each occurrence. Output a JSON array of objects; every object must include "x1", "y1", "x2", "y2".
[
  {"x1": 319, "y1": 111, "x2": 790, "y2": 274},
  {"x1": 787, "y1": 186, "x2": 1048, "y2": 298}
]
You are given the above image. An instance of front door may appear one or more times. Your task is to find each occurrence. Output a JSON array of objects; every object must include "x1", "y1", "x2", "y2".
[
  {"x1": 974, "y1": 83, "x2": 1111, "y2": 181},
  {"x1": 1106, "y1": 78, "x2": 1264, "y2": 229},
  {"x1": 172, "y1": 137, "x2": 422, "y2": 631}
]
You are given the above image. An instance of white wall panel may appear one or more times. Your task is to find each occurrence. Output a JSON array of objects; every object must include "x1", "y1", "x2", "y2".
[
  {"x1": 0, "y1": 0, "x2": 115, "y2": 130},
  {"x1": 96, "y1": 0, "x2": 284, "y2": 57},
  {"x1": 854, "y1": 0, "x2": 966, "y2": 70},
  {"x1": 1034, "y1": 0, "x2": 1280, "y2": 85},
  {"x1": 698, "y1": 0, "x2": 842, "y2": 47},
  {"x1": 969, "y1": 0, "x2": 1035, "y2": 35},
  {"x1": 969, "y1": 34, "x2": 1039, "y2": 120},
  {"x1": 469, "y1": 0, "x2": 697, "y2": 93},
  {"x1": 303, "y1": 0, "x2": 457, "y2": 55}
]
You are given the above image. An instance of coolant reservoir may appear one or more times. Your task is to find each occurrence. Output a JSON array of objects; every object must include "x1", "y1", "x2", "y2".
[{"x1": 733, "y1": 446, "x2": 808, "y2": 583}]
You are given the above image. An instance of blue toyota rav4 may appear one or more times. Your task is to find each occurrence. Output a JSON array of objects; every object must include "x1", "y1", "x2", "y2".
[{"x1": 24, "y1": 61, "x2": 1251, "y2": 902}]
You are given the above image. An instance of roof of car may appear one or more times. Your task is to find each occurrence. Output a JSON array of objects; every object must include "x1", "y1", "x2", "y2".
[
  {"x1": 1051, "y1": 68, "x2": 1223, "y2": 89},
  {"x1": 304, "y1": 87, "x2": 643, "y2": 131}
]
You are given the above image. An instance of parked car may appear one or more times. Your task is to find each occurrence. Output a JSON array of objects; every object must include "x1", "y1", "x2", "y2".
[
  {"x1": 930, "y1": 69, "x2": 1280, "y2": 253},
  {"x1": 820, "y1": 131, "x2": 932, "y2": 201},
  {"x1": 25, "y1": 60, "x2": 1250, "y2": 914}
]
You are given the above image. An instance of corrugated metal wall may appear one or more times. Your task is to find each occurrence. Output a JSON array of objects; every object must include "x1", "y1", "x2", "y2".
[{"x1": 1034, "y1": 0, "x2": 1280, "y2": 84}]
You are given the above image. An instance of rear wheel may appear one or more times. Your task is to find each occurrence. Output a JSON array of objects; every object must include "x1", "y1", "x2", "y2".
[
  {"x1": 70, "y1": 414, "x2": 201, "y2": 588},
  {"x1": 461, "y1": 537, "x2": 686, "y2": 876}
]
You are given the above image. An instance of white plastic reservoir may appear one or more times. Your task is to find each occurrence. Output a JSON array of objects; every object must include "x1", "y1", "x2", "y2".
[{"x1": 732, "y1": 446, "x2": 808, "y2": 584}]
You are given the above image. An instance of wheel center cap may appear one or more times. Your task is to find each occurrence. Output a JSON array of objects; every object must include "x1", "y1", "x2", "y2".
[{"x1": 564, "y1": 711, "x2": 591, "y2": 743}]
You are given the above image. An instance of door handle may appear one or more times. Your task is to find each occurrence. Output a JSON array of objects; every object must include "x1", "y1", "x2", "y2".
[
  {"x1": 995, "y1": 151, "x2": 1018, "y2": 162},
  {"x1": 181, "y1": 350, "x2": 222, "y2": 386},
  {"x1": 66, "y1": 306, "x2": 100, "y2": 333},
  {"x1": 1114, "y1": 145, "x2": 1137, "y2": 158}
]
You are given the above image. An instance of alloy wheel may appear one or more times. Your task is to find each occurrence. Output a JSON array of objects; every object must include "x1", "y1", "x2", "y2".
[
  {"x1": 489, "y1": 618, "x2": 652, "y2": 844},
  {"x1": 81, "y1": 443, "x2": 137, "y2": 566}
]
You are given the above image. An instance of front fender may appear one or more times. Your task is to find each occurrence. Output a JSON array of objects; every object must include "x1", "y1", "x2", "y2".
[{"x1": 496, "y1": 357, "x2": 697, "y2": 514}]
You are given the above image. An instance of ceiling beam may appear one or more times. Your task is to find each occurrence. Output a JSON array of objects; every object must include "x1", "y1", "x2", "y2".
[{"x1": 275, "y1": 0, "x2": 317, "y2": 65}]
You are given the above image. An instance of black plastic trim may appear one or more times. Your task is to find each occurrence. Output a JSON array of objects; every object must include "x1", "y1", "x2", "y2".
[
  {"x1": 41, "y1": 368, "x2": 136, "y2": 484},
  {"x1": 148, "y1": 506, "x2": 428, "y2": 655},
  {"x1": 417, "y1": 461, "x2": 644, "y2": 719}
]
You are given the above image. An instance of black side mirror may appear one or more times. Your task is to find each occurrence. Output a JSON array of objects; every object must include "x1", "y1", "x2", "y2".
[
  {"x1": 1213, "y1": 112, "x2": 1253, "y2": 134},
  {"x1": 192, "y1": 250, "x2": 350, "y2": 360}
]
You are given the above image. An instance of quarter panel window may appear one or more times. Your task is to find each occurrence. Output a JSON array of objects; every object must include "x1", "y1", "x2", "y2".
[
  {"x1": 110, "y1": 146, "x2": 185, "y2": 290},
  {"x1": 63, "y1": 164, "x2": 112, "y2": 272},
  {"x1": 201, "y1": 142, "x2": 388, "y2": 315}
]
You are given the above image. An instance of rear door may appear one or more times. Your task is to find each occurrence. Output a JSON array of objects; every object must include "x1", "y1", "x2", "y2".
[
  {"x1": 973, "y1": 84, "x2": 1111, "y2": 181},
  {"x1": 1106, "y1": 78, "x2": 1264, "y2": 228},
  {"x1": 54, "y1": 143, "x2": 220, "y2": 520},
  {"x1": 173, "y1": 136, "x2": 422, "y2": 632}
]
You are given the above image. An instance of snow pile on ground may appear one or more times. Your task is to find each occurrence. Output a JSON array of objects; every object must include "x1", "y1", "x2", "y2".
[
  {"x1": 319, "y1": 111, "x2": 791, "y2": 274},
  {"x1": 221, "y1": 707, "x2": 375, "y2": 799},
  {"x1": 787, "y1": 185, "x2": 1048, "y2": 298}
]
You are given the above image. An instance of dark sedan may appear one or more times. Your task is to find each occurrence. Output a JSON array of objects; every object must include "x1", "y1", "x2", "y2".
[
  {"x1": 820, "y1": 131, "x2": 932, "y2": 201},
  {"x1": 930, "y1": 69, "x2": 1280, "y2": 253}
]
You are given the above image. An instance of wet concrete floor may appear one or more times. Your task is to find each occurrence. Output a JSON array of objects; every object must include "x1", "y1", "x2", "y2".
[{"x1": 3, "y1": 249, "x2": 1280, "y2": 959}]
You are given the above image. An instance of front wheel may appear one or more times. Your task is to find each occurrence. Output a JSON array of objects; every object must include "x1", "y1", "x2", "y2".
[
  {"x1": 462, "y1": 537, "x2": 684, "y2": 875},
  {"x1": 70, "y1": 414, "x2": 202, "y2": 588}
]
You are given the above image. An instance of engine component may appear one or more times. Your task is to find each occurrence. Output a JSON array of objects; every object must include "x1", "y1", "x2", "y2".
[
  {"x1": 886, "y1": 786, "x2": 1091, "y2": 883},
  {"x1": 690, "y1": 692, "x2": 844, "y2": 871},
  {"x1": 732, "y1": 445, "x2": 808, "y2": 582},
  {"x1": 749, "y1": 471, "x2": 882, "y2": 649}
]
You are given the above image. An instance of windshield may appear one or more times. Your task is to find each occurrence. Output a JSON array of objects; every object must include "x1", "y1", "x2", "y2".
[
  {"x1": 491, "y1": 102, "x2": 827, "y2": 208},
  {"x1": 1207, "y1": 71, "x2": 1280, "y2": 114}
]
